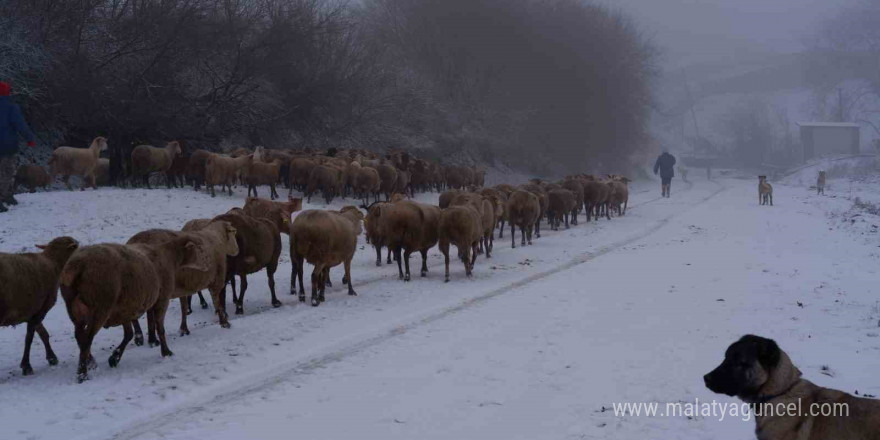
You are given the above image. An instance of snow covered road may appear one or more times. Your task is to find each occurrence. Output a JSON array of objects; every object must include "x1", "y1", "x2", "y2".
[{"x1": 3, "y1": 176, "x2": 879, "y2": 440}]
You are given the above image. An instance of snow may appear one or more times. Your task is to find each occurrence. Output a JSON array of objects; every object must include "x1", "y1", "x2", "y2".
[{"x1": 2, "y1": 175, "x2": 880, "y2": 440}]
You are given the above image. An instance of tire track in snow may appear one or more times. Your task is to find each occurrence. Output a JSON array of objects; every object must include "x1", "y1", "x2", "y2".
[
  {"x1": 97, "y1": 180, "x2": 725, "y2": 440},
  {"x1": 182, "y1": 178, "x2": 700, "y2": 328}
]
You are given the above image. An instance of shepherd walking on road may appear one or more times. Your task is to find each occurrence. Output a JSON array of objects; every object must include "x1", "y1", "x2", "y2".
[
  {"x1": 0, "y1": 81, "x2": 37, "y2": 213},
  {"x1": 653, "y1": 151, "x2": 676, "y2": 198}
]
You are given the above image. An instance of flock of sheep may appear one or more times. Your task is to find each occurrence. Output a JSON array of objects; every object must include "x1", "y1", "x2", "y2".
[{"x1": 3, "y1": 137, "x2": 632, "y2": 384}]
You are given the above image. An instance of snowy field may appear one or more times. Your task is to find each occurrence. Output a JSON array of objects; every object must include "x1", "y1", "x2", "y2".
[{"x1": 2, "y1": 174, "x2": 880, "y2": 440}]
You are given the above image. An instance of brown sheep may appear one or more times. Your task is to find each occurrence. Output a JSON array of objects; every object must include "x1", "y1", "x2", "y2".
[
  {"x1": 166, "y1": 153, "x2": 189, "y2": 188},
  {"x1": 1, "y1": 237, "x2": 79, "y2": 375},
  {"x1": 395, "y1": 169, "x2": 412, "y2": 198},
  {"x1": 48, "y1": 136, "x2": 108, "y2": 190},
  {"x1": 14, "y1": 164, "x2": 52, "y2": 193},
  {"x1": 445, "y1": 166, "x2": 468, "y2": 190},
  {"x1": 289, "y1": 157, "x2": 317, "y2": 192},
  {"x1": 242, "y1": 196, "x2": 303, "y2": 236},
  {"x1": 126, "y1": 222, "x2": 239, "y2": 340},
  {"x1": 581, "y1": 176, "x2": 607, "y2": 221},
  {"x1": 94, "y1": 158, "x2": 111, "y2": 187},
  {"x1": 438, "y1": 205, "x2": 482, "y2": 282},
  {"x1": 561, "y1": 179, "x2": 585, "y2": 225},
  {"x1": 375, "y1": 200, "x2": 441, "y2": 281},
  {"x1": 548, "y1": 189, "x2": 576, "y2": 230},
  {"x1": 289, "y1": 207, "x2": 364, "y2": 306},
  {"x1": 480, "y1": 188, "x2": 507, "y2": 238},
  {"x1": 131, "y1": 141, "x2": 183, "y2": 189},
  {"x1": 306, "y1": 164, "x2": 340, "y2": 204},
  {"x1": 520, "y1": 183, "x2": 548, "y2": 238},
  {"x1": 493, "y1": 183, "x2": 516, "y2": 197},
  {"x1": 230, "y1": 147, "x2": 252, "y2": 158},
  {"x1": 205, "y1": 154, "x2": 252, "y2": 197},
  {"x1": 353, "y1": 165, "x2": 381, "y2": 205},
  {"x1": 438, "y1": 189, "x2": 460, "y2": 209},
  {"x1": 506, "y1": 189, "x2": 540, "y2": 248},
  {"x1": 208, "y1": 209, "x2": 283, "y2": 315},
  {"x1": 479, "y1": 197, "x2": 496, "y2": 257},
  {"x1": 363, "y1": 201, "x2": 393, "y2": 266},
  {"x1": 246, "y1": 150, "x2": 283, "y2": 199},
  {"x1": 377, "y1": 163, "x2": 399, "y2": 201},
  {"x1": 59, "y1": 236, "x2": 210, "y2": 382},
  {"x1": 607, "y1": 175, "x2": 630, "y2": 216},
  {"x1": 186, "y1": 149, "x2": 212, "y2": 191}
]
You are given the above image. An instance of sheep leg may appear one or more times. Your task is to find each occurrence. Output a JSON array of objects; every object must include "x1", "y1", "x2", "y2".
[
  {"x1": 20, "y1": 321, "x2": 39, "y2": 375},
  {"x1": 143, "y1": 174, "x2": 151, "y2": 190},
  {"x1": 522, "y1": 225, "x2": 527, "y2": 246},
  {"x1": 210, "y1": 184, "x2": 216, "y2": 198},
  {"x1": 344, "y1": 259, "x2": 357, "y2": 296},
  {"x1": 374, "y1": 244, "x2": 382, "y2": 267},
  {"x1": 146, "y1": 310, "x2": 160, "y2": 347},
  {"x1": 387, "y1": 247, "x2": 393, "y2": 265},
  {"x1": 235, "y1": 275, "x2": 247, "y2": 315},
  {"x1": 268, "y1": 266, "x2": 281, "y2": 308},
  {"x1": 74, "y1": 321, "x2": 99, "y2": 383},
  {"x1": 498, "y1": 219, "x2": 505, "y2": 238},
  {"x1": 227, "y1": 183, "x2": 233, "y2": 196},
  {"x1": 441, "y1": 243, "x2": 450, "y2": 283},
  {"x1": 310, "y1": 268, "x2": 321, "y2": 307},
  {"x1": 403, "y1": 249, "x2": 413, "y2": 281},
  {"x1": 527, "y1": 225, "x2": 533, "y2": 245},
  {"x1": 62, "y1": 175, "x2": 72, "y2": 191},
  {"x1": 488, "y1": 232, "x2": 493, "y2": 257},
  {"x1": 535, "y1": 217, "x2": 541, "y2": 238},
  {"x1": 178, "y1": 297, "x2": 190, "y2": 336},
  {"x1": 420, "y1": 249, "x2": 429, "y2": 277},
  {"x1": 565, "y1": 212, "x2": 570, "y2": 229},
  {"x1": 511, "y1": 224, "x2": 516, "y2": 249},
  {"x1": 209, "y1": 283, "x2": 230, "y2": 328},
  {"x1": 395, "y1": 247, "x2": 405, "y2": 280},
  {"x1": 132, "y1": 319, "x2": 144, "y2": 346},
  {"x1": 35, "y1": 324, "x2": 58, "y2": 366},
  {"x1": 271, "y1": 184, "x2": 279, "y2": 200},
  {"x1": 297, "y1": 257, "x2": 306, "y2": 302},
  {"x1": 229, "y1": 274, "x2": 239, "y2": 307},
  {"x1": 152, "y1": 299, "x2": 174, "y2": 357},
  {"x1": 108, "y1": 321, "x2": 134, "y2": 367},
  {"x1": 197, "y1": 291, "x2": 208, "y2": 309},
  {"x1": 290, "y1": 253, "x2": 299, "y2": 295}
]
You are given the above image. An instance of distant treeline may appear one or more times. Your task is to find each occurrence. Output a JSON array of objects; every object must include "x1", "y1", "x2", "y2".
[{"x1": 0, "y1": 0, "x2": 656, "y2": 180}]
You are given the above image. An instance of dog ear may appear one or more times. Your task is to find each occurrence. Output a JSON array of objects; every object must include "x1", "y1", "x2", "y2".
[{"x1": 757, "y1": 338, "x2": 781, "y2": 369}]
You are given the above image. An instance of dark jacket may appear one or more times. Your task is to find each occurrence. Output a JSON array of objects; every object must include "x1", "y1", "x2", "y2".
[
  {"x1": 653, "y1": 152, "x2": 676, "y2": 179},
  {"x1": 0, "y1": 96, "x2": 35, "y2": 157}
]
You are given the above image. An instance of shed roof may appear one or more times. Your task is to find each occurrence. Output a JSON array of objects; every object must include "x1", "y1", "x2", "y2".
[{"x1": 796, "y1": 122, "x2": 860, "y2": 128}]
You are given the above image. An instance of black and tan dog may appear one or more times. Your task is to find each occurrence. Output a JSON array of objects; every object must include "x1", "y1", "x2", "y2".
[
  {"x1": 758, "y1": 176, "x2": 773, "y2": 206},
  {"x1": 705, "y1": 335, "x2": 880, "y2": 440},
  {"x1": 817, "y1": 171, "x2": 826, "y2": 195}
]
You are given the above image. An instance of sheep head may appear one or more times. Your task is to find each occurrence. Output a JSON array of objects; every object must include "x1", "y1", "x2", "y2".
[
  {"x1": 167, "y1": 141, "x2": 182, "y2": 157},
  {"x1": 36, "y1": 236, "x2": 80, "y2": 262},
  {"x1": 92, "y1": 137, "x2": 109, "y2": 153},
  {"x1": 182, "y1": 241, "x2": 211, "y2": 272},
  {"x1": 221, "y1": 223, "x2": 239, "y2": 257}
]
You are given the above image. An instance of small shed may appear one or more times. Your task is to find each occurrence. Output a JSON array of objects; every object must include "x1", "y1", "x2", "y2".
[{"x1": 797, "y1": 122, "x2": 860, "y2": 162}]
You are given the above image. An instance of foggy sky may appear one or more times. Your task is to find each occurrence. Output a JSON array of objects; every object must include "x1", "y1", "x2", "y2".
[{"x1": 606, "y1": 0, "x2": 851, "y2": 68}]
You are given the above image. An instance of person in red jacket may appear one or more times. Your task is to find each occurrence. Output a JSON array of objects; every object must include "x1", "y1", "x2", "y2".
[{"x1": 0, "y1": 81, "x2": 37, "y2": 212}]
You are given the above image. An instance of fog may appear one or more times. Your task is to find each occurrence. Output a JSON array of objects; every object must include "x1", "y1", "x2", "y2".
[{"x1": 608, "y1": 0, "x2": 848, "y2": 67}]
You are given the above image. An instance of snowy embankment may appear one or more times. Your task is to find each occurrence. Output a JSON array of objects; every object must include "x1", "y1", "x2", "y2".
[{"x1": 2, "y1": 175, "x2": 880, "y2": 440}]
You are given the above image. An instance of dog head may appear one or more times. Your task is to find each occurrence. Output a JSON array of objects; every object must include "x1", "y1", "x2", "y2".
[
  {"x1": 758, "y1": 175, "x2": 767, "y2": 183},
  {"x1": 704, "y1": 335, "x2": 801, "y2": 402}
]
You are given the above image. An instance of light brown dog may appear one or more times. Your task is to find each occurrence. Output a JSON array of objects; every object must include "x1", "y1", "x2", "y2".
[
  {"x1": 758, "y1": 175, "x2": 773, "y2": 206},
  {"x1": 817, "y1": 171, "x2": 826, "y2": 195},
  {"x1": 705, "y1": 335, "x2": 880, "y2": 440}
]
